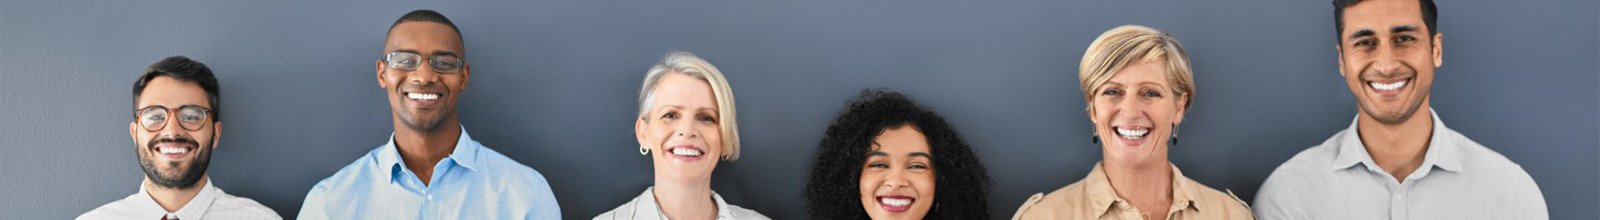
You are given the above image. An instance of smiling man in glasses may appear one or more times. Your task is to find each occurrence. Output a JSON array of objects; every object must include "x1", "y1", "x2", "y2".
[
  {"x1": 296, "y1": 9, "x2": 561, "y2": 219},
  {"x1": 78, "y1": 56, "x2": 281, "y2": 220}
]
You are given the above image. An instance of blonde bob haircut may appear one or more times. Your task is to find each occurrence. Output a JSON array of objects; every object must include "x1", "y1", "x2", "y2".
[
  {"x1": 637, "y1": 52, "x2": 742, "y2": 160},
  {"x1": 1079, "y1": 25, "x2": 1196, "y2": 113}
]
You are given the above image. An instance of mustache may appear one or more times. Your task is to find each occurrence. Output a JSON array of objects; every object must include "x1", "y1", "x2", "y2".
[
  {"x1": 1361, "y1": 64, "x2": 1417, "y2": 80},
  {"x1": 399, "y1": 82, "x2": 449, "y2": 94},
  {"x1": 147, "y1": 136, "x2": 199, "y2": 149}
]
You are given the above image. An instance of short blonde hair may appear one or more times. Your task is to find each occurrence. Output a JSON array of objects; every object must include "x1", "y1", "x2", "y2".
[
  {"x1": 637, "y1": 52, "x2": 742, "y2": 160},
  {"x1": 1079, "y1": 25, "x2": 1196, "y2": 112}
]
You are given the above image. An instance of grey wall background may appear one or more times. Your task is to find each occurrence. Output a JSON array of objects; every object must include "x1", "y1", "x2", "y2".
[{"x1": 3, "y1": 0, "x2": 1595, "y2": 219}]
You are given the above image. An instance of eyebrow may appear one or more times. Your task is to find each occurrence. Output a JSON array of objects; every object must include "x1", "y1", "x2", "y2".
[
  {"x1": 388, "y1": 49, "x2": 460, "y2": 57},
  {"x1": 1101, "y1": 81, "x2": 1167, "y2": 89},
  {"x1": 1348, "y1": 29, "x2": 1376, "y2": 39},
  {"x1": 1391, "y1": 25, "x2": 1419, "y2": 34},
  {"x1": 655, "y1": 105, "x2": 716, "y2": 113},
  {"x1": 431, "y1": 50, "x2": 460, "y2": 57},
  {"x1": 865, "y1": 150, "x2": 933, "y2": 159}
]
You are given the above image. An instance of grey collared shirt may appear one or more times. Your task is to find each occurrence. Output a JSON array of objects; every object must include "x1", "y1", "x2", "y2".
[
  {"x1": 1254, "y1": 109, "x2": 1547, "y2": 219},
  {"x1": 592, "y1": 187, "x2": 770, "y2": 220}
]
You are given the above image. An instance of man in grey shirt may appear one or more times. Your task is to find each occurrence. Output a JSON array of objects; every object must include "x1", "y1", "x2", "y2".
[{"x1": 1253, "y1": 0, "x2": 1547, "y2": 219}]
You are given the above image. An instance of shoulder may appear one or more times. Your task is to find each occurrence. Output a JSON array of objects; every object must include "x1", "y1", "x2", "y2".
[
  {"x1": 312, "y1": 146, "x2": 387, "y2": 191},
  {"x1": 209, "y1": 189, "x2": 284, "y2": 220},
  {"x1": 592, "y1": 202, "x2": 637, "y2": 220},
  {"x1": 1448, "y1": 131, "x2": 1535, "y2": 180},
  {"x1": 300, "y1": 146, "x2": 386, "y2": 209},
  {"x1": 76, "y1": 194, "x2": 140, "y2": 220},
  {"x1": 1011, "y1": 179, "x2": 1089, "y2": 220},
  {"x1": 1259, "y1": 135, "x2": 1345, "y2": 193},
  {"x1": 1274, "y1": 133, "x2": 1346, "y2": 175},
  {"x1": 1187, "y1": 182, "x2": 1256, "y2": 219},
  {"x1": 475, "y1": 146, "x2": 556, "y2": 193},
  {"x1": 593, "y1": 191, "x2": 650, "y2": 220},
  {"x1": 723, "y1": 203, "x2": 772, "y2": 220},
  {"x1": 1444, "y1": 131, "x2": 1544, "y2": 197}
]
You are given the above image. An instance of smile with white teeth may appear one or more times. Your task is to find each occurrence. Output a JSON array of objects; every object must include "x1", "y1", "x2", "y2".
[
  {"x1": 1369, "y1": 80, "x2": 1407, "y2": 91},
  {"x1": 1115, "y1": 127, "x2": 1149, "y2": 139},
  {"x1": 406, "y1": 92, "x2": 441, "y2": 100},
  {"x1": 670, "y1": 148, "x2": 703, "y2": 157},
  {"x1": 157, "y1": 146, "x2": 189, "y2": 154},
  {"x1": 879, "y1": 197, "x2": 913, "y2": 206}
]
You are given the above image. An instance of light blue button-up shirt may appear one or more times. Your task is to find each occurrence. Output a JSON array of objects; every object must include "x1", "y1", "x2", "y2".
[
  {"x1": 298, "y1": 127, "x2": 561, "y2": 220},
  {"x1": 1254, "y1": 109, "x2": 1547, "y2": 219}
]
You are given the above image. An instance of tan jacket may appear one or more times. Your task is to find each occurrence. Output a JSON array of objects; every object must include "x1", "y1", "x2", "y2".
[{"x1": 1012, "y1": 163, "x2": 1253, "y2": 220}]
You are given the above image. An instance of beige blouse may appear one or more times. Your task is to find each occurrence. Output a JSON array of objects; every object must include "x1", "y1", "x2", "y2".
[{"x1": 1012, "y1": 163, "x2": 1254, "y2": 220}]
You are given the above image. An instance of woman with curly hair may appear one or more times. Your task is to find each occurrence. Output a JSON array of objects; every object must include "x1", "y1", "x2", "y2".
[{"x1": 805, "y1": 89, "x2": 991, "y2": 220}]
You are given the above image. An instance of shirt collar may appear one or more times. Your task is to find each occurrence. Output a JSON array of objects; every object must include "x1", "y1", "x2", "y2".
[
  {"x1": 635, "y1": 187, "x2": 742, "y2": 219},
  {"x1": 135, "y1": 178, "x2": 221, "y2": 219},
  {"x1": 1082, "y1": 163, "x2": 1201, "y2": 217},
  {"x1": 376, "y1": 125, "x2": 482, "y2": 183},
  {"x1": 1331, "y1": 108, "x2": 1463, "y2": 173}
]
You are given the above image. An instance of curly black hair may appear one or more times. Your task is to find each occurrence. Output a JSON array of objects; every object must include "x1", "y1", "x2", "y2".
[{"x1": 805, "y1": 89, "x2": 991, "y2": 220}]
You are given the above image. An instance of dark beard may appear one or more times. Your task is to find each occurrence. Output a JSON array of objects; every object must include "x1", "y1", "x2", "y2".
[{"x1": 138, "y1": 136, "x2": 211, "y2": 189}]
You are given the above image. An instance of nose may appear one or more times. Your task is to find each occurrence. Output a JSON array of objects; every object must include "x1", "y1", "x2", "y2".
[
  {"x1": 407, "y1": 63, "x2": 442, "y2": 85},
  {"x1": 156, "y1": 116, "x2": 191, "y2": 139},
  {"x1": 1371, "y1": 45, "x2": 1405, "y2": 77},
  {"x1": 673, "y1": 121, "x2": 699, "y2": 139},
  {"x1": 882, "y1": 169, "x2": 909, "y2": 189},
  {"x1": 1115, "y1": 96, "x2": 1146, "y2": 121}
]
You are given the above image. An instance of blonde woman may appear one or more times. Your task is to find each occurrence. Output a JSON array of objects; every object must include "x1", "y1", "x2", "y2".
[
  {"x1": 1011, "y1": 25, "x2": 1253, "y2": 220},
  {"x1": 594, "y1": 52, "x2": 769, "y2": 220}
]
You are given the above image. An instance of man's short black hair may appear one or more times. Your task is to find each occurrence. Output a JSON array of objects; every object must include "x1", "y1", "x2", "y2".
[
  {"x1": 388, "y1": 9, "x2": 464, "y2": 46},
  {"x1": 1334, "y1": 0, "x2": 1437, "y2": 44},
  {"x1": 132, "y1": 56, "x2": 221, "y2": 122}
]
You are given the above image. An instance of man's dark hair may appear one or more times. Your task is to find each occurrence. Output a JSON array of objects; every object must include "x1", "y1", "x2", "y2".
[
  {"x1": 805, "y1": 89, "x2": 991, "y2": 220},
  {"x1": 1334, "y1": 0, "x2": 1437, "y2": 44},
  {"x1": 388, "y1": 9, "x2": 464, "y2": 46},
  {"x1": 132, "y1": 56, "x2": 221, "y2": 122}
]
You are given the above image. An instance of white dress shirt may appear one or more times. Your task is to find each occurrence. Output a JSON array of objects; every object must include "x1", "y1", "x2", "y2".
[
  {"x1": 593, "y1": 187, "x2": 769, "y2": 220},
  {"x1": 77, "y1": 179, "x2": 280, "y2": 220}
]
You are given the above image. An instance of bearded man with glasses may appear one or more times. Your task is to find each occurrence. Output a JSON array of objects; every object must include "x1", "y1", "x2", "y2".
[{"x1": 78, "y1": 56, "x2": 281, "y2": 220}]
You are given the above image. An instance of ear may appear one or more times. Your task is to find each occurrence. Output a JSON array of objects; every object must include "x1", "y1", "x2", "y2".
[
  {"x1": 376, "y1": 59, "x2": 389, "y2": 89},
  {"x1": 1336, "y1": 44, "x2": 1349, "y2": 78},
  {"x1": 635, "y1": 116, "x2": 649, "y2": 154},
  {"x1": 1431, "y1": 32, "x2": 1444, "y2": 68},
  {"x1": 1173, "y1": 93, "x2": 1188, "y2": 125},
  {"x1": 129, "y1": 121, "x2": 139, "y2": 144},
  {"x1": 459, "y1": 63, "x2": 471, "y2": 91},
  {"x1": 209, "y1": 122, "x2": 223, "y2": 150},
  {"x1": 1086, "y1": 101, "x2": 1099, "y2": 125}
]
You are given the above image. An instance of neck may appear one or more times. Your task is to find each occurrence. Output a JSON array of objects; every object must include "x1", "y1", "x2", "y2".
[
  {"x1": 144, "y1": 176, "x2": 207, "y2": 213},
  {"x1": 652, "y1": 178, "x2": 716, "y2": 220},
  {"x1": 394, "y1": 117, "x2": 462, "y2": 186},
  {"x1": 1356, "y1": 105, "x2": 1434, "y2": 183},
  {"x1": 1102, "y1": 161, "x2": 1173, "y2": 220}
]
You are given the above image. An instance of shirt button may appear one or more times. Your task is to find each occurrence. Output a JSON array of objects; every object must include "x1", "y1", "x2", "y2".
[
  {"x1": 427, "y1": 194, "x2": 434, "y2": 200},
  {"x1": 1394, "y1": 194, "x2": 1403, "y2": 200}
]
